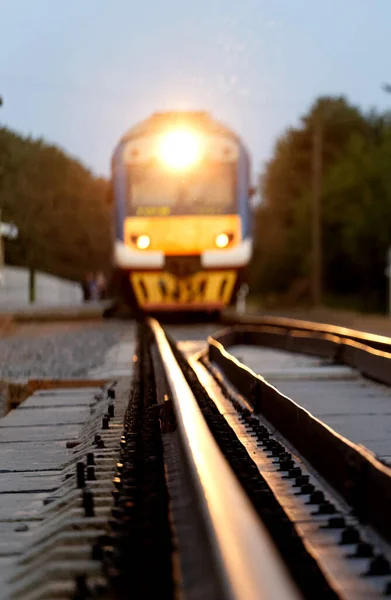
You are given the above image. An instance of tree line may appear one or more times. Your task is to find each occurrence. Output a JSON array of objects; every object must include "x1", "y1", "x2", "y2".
[
  {"x1": 250, "y1": 96, "x2": 391, "y2": 312},
  {"x1": 0, "y1": 127, "x2": 112, "y2": 283}
]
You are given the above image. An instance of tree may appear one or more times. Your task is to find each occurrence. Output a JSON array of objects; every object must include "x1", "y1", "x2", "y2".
[
  {"x1": 251, "y1": 97, "x2": 391, "y2": 311},
  {"x1": 0, "y1": 127, "x2": 112, "y2": 281}
]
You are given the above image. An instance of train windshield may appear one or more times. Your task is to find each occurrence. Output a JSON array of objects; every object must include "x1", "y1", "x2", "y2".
[{"x1": 128, "y1": 162, "x2": 235, "y2": 216}]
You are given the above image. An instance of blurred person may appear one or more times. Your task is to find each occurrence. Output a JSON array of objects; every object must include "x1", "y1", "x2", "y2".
[
  {"x1": 90, "y1": 275, "x2": 100, "y2": 301},
  {"x1": 96, "y1": 272, "x2": 107, "y2": 300},
  {"x1": 82, "y1": 272, "x2": 94, "y2": 302}
]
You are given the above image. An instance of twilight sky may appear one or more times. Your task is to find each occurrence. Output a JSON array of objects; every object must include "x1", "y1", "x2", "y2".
[{"x1": 0, "y1": 0, "x2": 390, "y2": 179}]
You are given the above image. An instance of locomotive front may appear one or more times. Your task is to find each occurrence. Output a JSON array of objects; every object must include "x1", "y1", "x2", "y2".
[{"x1": 111, "y1": 112, "x2": 252, "y2": 312}]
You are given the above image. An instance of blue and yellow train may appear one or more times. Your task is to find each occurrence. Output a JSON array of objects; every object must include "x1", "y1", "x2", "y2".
[{"x1": 110, "y1": 111, "x2": 252, "y2": 313}]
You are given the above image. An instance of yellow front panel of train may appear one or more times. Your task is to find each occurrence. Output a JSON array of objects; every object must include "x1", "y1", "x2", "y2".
[
  {"x1": 130, "y1": 270, "x2": 237, "y2": 309},
  {"x1": 124, "y1": 215, "x2": 241, "y2": 254}
]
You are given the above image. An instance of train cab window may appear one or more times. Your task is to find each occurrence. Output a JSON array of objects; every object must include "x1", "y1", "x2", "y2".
[{"x1": 127, "y1": 162, "x2": 235, "y2": 216}]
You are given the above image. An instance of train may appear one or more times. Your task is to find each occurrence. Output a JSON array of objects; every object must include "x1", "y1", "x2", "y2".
[{"x1": 110, "y1": 111, "x2": 253, "y2": 314}]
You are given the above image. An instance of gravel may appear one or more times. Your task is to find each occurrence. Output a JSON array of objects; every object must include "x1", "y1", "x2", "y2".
[{"x1": 0, "y1": 321, "x2": 126, "y2": 381}]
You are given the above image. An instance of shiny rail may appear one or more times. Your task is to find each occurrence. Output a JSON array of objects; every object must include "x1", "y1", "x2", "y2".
[
  {"x1": 148, "y1": 317, "x2": 301, "y2": 600},
  {"x1": 221, "y1": 313, "x2": 391, "y2": 353},
  {"x1": 211, "y1": 323, "x2": 391, "y2": 386},
  {"x1": 208, "y1": 330, "x2": 391, "y2": 545}
]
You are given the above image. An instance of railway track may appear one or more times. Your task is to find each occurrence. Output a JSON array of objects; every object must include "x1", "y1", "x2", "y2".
[{"x1": 2, "y1": 315, "x2": 391, "y2": 599}]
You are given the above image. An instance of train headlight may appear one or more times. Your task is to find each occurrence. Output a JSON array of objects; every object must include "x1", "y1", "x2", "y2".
[
  {"x1": 136, "y1": 234, "x2": 151, "y2": 250},
  {"x1": 215, "y1": 233, "x2": 230, "y2": 248},
  {"x1": 158, "y1": 128, "x2": 203, "y2": 170}
]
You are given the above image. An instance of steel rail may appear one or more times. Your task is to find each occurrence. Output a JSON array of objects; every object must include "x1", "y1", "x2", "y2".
[
  {"x1": 148, "y1": 318, "x2": 302, "y2": 600},
  {"x1": 220, "y1": 313, "x2": 391, "y2": 353},
  {"x1": 210, "y1": 324, "x2": 391, "y2": 386},
  {"x1": 208, "y1": 335, "x2": 391, "y2": 545}
]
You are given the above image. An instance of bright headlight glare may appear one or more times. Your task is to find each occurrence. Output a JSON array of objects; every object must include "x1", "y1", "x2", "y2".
[
  {"x1": 158, "y1": 128, "x2": 203, "y2": 170},
  {"x1": 215, "y1": 233, "x2": 230, "y2": 248},
  {"x1": 136, "y1": 234, "x2": 150, "y2": 250}
]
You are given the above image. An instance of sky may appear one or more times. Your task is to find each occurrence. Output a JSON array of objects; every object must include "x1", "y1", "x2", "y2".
[{"x1": 0, "y1": 0, "x2": 391, "y2": 180}]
